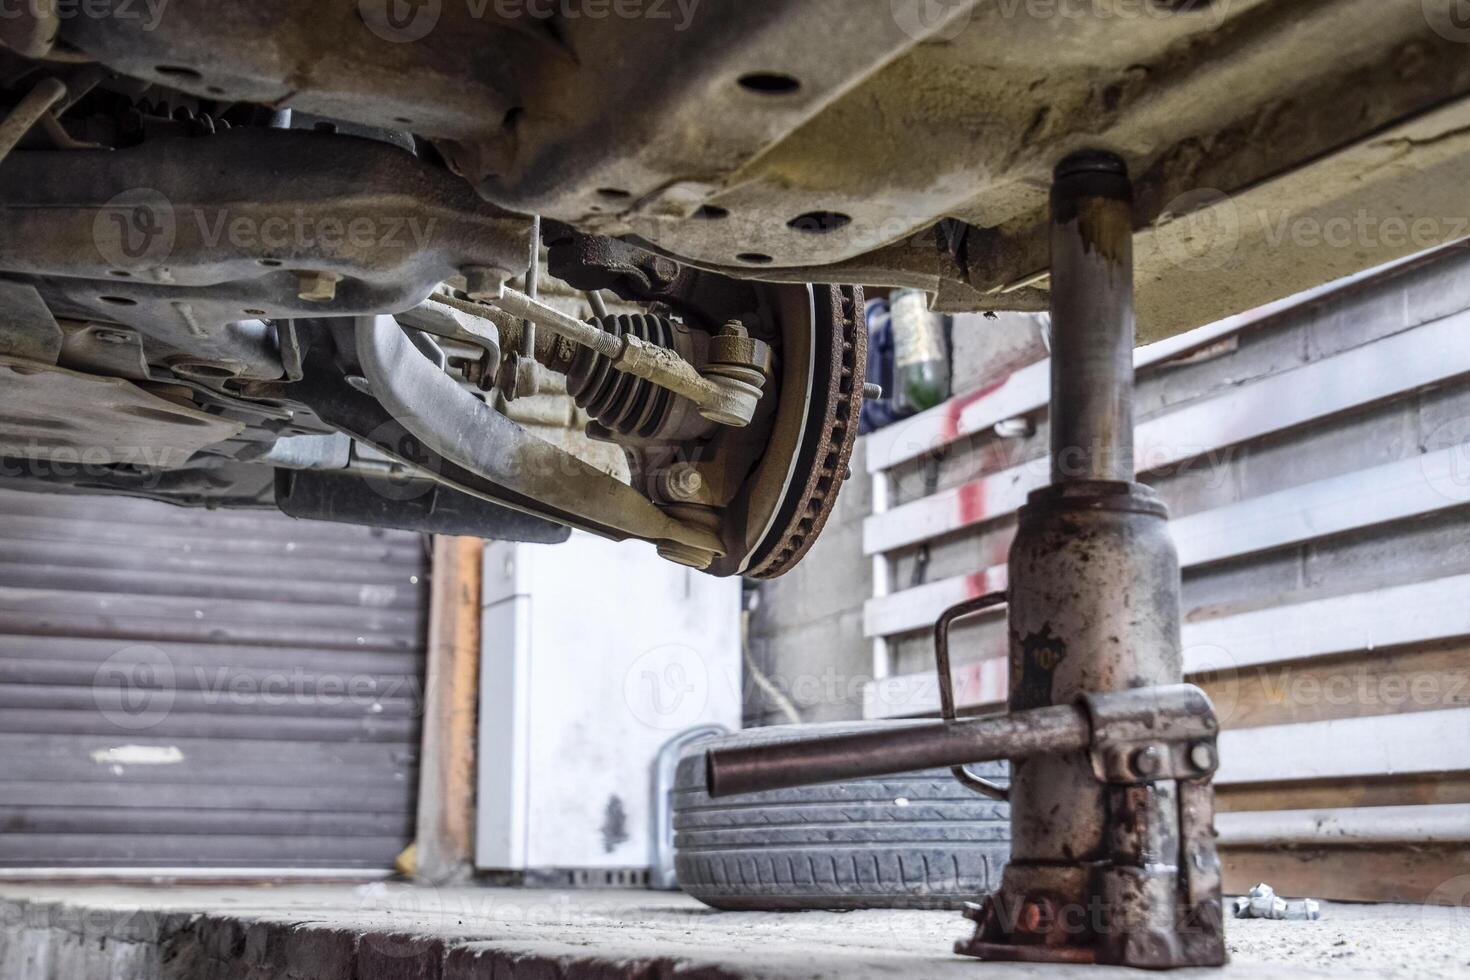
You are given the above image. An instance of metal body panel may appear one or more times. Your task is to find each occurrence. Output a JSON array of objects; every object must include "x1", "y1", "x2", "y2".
[{"x1": 27, "y1": 0, "x2": 1470, "y2": 340}]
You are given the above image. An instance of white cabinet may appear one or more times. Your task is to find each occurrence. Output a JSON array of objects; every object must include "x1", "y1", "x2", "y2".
[{"x1": 476, "y1": 532, "x2": 741, "y2": 878}]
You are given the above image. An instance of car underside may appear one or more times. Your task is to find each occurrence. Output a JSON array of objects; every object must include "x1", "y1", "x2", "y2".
[{"x1": 0, "y1": 0, "x2": 1467, "y2": 575}]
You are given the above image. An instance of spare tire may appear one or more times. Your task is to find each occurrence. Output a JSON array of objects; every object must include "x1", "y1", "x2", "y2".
[{"x1": 672, "y1": 722, "x2": 1010, "y2": 910}]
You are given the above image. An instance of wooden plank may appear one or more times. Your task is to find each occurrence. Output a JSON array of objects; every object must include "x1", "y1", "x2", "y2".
[
  {"x1": 866, "y1": 443, "x2": 1470, "y2": 640},
  {"x1": 1216, "y1": 804, "x2": 1470, "y2": 846},
  {"x1": 864, "y1": 655, "x2": 1009, "y2": 723},
  {"x1": 864, "y1": 573, "x2": 1470, "y2": 718},
  {"x1": 1173, "y1": 443, "x2": 1470, "y2": 568},
  {"x1": 1184, "y1": 573, "x2": 1470, "y2": 673},
  {"x1": 1223, "y1": 845, "x2": 1470, "y2": 906},
  {"x1": 1215, "y1": 708, "x2": 1470, "y2": 785},
  {"x1": 858, "y1": 706, "x2": 1470, "y2": 845},
  {"x1": 863, "y1": 459, "x2": 1043, "y2": 557},
  {"x1": 414, "y1": 536, "x2": 483, "y2": 884},
  {"x1": 864, "y1": 310, "x2": 1470, "y2": 555},
  {"x1": 863, "y1": 564, "x2": 1010, "y2": 641},
  {"x1": 1217, "y1": 772, "x2": 1470, "y2": 812},
  {"x1": 865, "y1": 359, "x2": 1049, "y2": 476},
  {"x1": 1196, "y1": 641, "x2": 1470, "y2": 731}
]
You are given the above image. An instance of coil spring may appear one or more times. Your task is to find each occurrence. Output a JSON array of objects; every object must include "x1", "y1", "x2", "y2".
[{"x1": 566, "y1": 314, "x2": 678, "y2": 439}]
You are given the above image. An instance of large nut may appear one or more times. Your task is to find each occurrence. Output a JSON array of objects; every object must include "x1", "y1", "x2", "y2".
[
  {"x1": 708, "y1": 320, "x2": 774, "y2": 379},
  {"x1": 297, "y1": 271, "x2": 342, "y2": 303},
  {"x1": 660, "y1": 463, "x2": 707, "y2": 504}
]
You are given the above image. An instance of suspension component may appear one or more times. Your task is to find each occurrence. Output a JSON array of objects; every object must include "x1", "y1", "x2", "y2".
[
  {"x1": 0, "y1": 77, "x2": 67, "y2": 164},
  {"x1": 485, "y1": 285, "x2": 771, "y2": 428},
  {"x1": 566, "y1": 313, "x2": 683, "y2": 440}
]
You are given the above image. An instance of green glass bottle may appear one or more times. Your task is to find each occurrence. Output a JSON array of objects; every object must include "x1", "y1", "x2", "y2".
[{"x1": 889, "y1": 288, "x2": 950, "y2": 415}]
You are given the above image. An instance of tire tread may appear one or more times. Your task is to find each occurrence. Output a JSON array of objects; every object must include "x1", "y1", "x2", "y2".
[{"x1": 672, "y1": 724, "x2": 1010, "y2": 910}]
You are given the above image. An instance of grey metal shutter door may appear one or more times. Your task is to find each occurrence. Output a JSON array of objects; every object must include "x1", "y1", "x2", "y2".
[{"x1": 0, "y1": 489, "x2": 428, "y2": 874}]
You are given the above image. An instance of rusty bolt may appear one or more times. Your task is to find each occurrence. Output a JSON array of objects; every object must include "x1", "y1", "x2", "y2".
[
  {"x1": 463, "y1": 265, "x2": 510, "y2": 301},
  {"x1": 663, "y1": 464, "x2": 705, "y2": 503},
  {"x1": 1189, "y1": 742, "x2": 1215, "y2": 772},
  {"x1": 297, "y1": 271, "x2": 342, "y2": 303},
  {"x1": 1131, "y1": 745, "x2": 1163, "y2": 778}
]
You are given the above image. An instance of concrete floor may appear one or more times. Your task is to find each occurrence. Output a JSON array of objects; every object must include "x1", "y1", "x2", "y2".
[{"x1": 1, "y1": 883, "x2": 1467, "y2": 979}]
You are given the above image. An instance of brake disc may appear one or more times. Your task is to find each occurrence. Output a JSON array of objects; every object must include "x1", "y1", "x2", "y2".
[{"x1": 713, "y1": 284, "x2": 866, "y2": 579}]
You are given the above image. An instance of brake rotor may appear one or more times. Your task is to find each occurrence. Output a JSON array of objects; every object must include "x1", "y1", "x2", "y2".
[{"x1": 735, "y1": 284, "x2": 866, "y2": 580}]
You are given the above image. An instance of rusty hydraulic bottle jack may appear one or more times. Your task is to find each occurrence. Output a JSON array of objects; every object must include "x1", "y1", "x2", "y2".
[{"x1": 707, "y1": 152, "x2": 1227, "y2": 969}]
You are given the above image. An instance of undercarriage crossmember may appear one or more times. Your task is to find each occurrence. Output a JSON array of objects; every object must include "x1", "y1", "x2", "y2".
[{"x1": 706, "y1": 152, "x2": 1227, "y2": 969}]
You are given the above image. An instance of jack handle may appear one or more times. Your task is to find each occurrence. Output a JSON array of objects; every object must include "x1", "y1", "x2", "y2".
[{"x1": 934, "y1": 592, "x2": 1011, "y2": 801}]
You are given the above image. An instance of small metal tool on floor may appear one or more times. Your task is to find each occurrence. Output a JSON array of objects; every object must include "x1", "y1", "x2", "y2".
[{"x1": 1233, "y1": 883, "x2": 1322, "y2": 921}]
